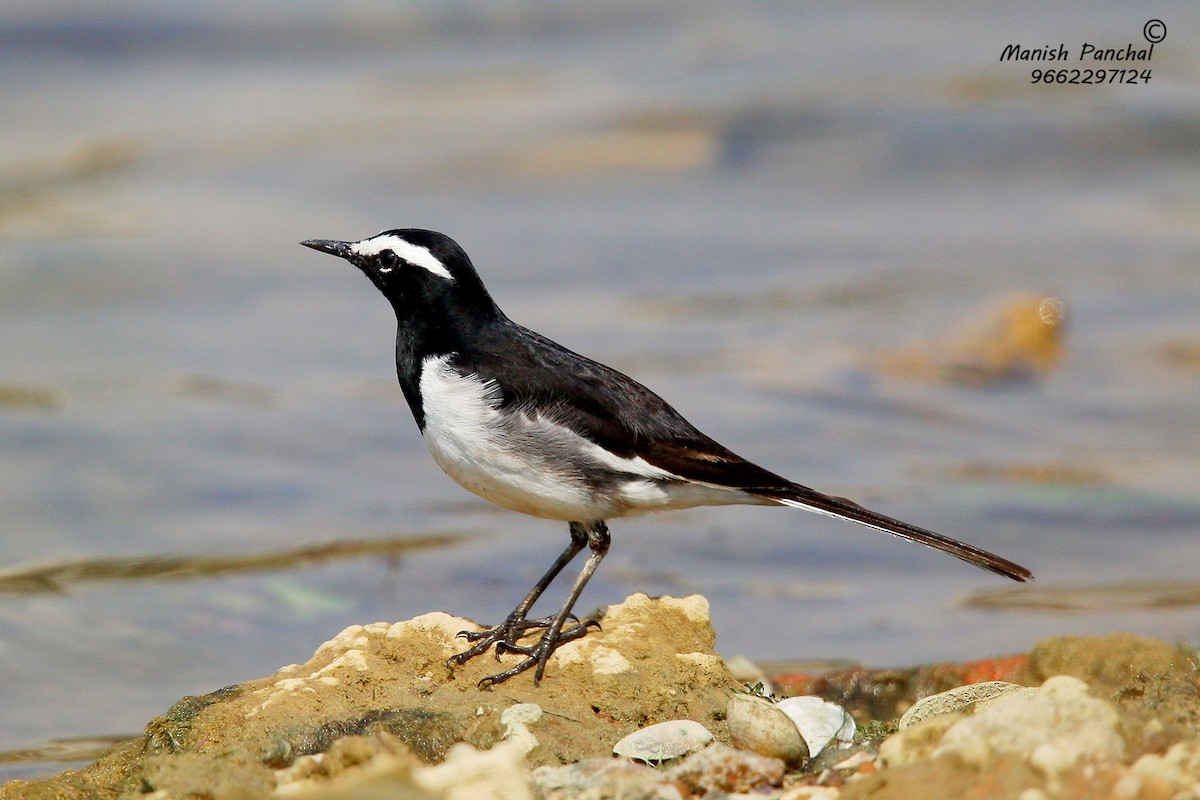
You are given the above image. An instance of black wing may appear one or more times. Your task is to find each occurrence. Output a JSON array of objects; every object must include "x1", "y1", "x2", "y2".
[{"x1": 459, "y1": 321, "x2": 793, "y2": 489}]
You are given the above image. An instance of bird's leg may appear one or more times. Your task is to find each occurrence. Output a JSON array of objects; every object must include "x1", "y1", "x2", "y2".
[
  {"x1": 448, "y1": 522, "x2": 587, "y2": 667},
  {"x1": 479, "y1": 520, "x2": 610, "y2": 687}
]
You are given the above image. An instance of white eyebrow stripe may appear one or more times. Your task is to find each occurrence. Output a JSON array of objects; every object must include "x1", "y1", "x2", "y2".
[{"x1": 351, "y1": 234, "x2": 455, "y2": 282}]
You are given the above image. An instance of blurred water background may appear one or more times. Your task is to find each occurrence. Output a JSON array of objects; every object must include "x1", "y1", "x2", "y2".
[{"x1": 2, "y1": 1, "x2": 1199, "y2": 778}]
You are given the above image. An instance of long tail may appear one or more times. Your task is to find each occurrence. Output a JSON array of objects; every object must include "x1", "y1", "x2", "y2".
[{"x1": 759, "y1": 484, "x2": 1033, "y2": 582}]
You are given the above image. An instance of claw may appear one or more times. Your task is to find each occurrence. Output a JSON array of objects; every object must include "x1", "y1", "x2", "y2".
[
  {"x1": 448, "y1": 615, "x2": 601, "y2": 686},
  {"x1": 495, "y1": 640, "x2": 535, "y2": 657}
]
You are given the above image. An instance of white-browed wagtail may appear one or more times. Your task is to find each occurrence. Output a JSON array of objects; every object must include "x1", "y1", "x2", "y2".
[{"x1": 302, "y1": 229, "x2": 1032, "y2": 686}]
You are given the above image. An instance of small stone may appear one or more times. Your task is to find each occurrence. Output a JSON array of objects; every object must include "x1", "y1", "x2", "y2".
[
  {"x1": 726, "y1": 694, "x2": 808, "y2": 768},
  {"x1": 533, "y1": 758, "x2": 677, "y2": 800},
  {"x1": 777, "y1": 696, "x2": 855, "y2": 758},
  {"x1": 612, "y1": 720, "x2": 714, "y2": 765},
  {"x1": 933, "y1": 675, "x2": 1124, "y2": 776},
  {"x1": 899, "y1": 681, "x2": 1036, "y2": 729},
  {"x1": 500, "y1": 703, "x2": 543, "y2": 727},
  {"x1": 808, "y1": 743, "x2": 875, "y2": 776},
  {"x1": 830, "y1": 750, "x2": 875, "y2": 772},
  {"x1": 664, "y1": 742, "x2": 784, "y2": 795},
  {"x1": 501, "y1": 703, "x2": 544, "y2": 754}
]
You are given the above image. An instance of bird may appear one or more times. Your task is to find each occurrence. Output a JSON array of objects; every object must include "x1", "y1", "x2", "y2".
[{"x1": 301, "y1": 228, "x2": 1032, "y2": 686}]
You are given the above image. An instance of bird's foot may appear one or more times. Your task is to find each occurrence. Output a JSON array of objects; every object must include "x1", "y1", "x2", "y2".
[
  {"x1": 480, "y1": 619, "x2": 601, "y2": 687},
  {"x1": 454, "y1": 612, "x2": 567, "y2": 647},
  {"x1": 447, "y1": 613, "x2": 600, "y2": 686},
  {"x1": 449, "y1": 612, "x2": 574, "y2": 664}
]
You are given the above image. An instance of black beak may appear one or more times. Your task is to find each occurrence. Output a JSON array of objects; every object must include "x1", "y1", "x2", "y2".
[{"x1": 300, "y1": 239, "x2": 354, "y2": 260}]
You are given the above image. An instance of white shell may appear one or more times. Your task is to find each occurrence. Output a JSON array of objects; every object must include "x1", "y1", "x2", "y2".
[
  {"x1": 777, "y1": 696, "x2": 855, "y2": 758},
  {"x1": 612, "y1": 720, "x2": 714, "y2": 764}
]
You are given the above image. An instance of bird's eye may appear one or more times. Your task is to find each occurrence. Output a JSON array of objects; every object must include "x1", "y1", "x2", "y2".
[{"x1": 378, "y1": 249, "x2": 400, "y2": 272}]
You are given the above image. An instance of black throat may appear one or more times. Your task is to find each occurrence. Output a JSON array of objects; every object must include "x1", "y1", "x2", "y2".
[{"x1": 391, "y1": 291, "x2": 505, "y2": 431}]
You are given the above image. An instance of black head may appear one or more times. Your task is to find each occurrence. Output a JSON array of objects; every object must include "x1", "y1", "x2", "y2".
[{"x1": 301, "y1": 228, "x2": 499, "y2": 321}]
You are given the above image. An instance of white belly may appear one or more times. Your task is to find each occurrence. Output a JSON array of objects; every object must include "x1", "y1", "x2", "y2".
[
  {"x1": 417, "y1": 355, "x2": 761, "y2": 521},
  {"x1": 418, "y1": 355, "x2": 607, "y2": 519}
]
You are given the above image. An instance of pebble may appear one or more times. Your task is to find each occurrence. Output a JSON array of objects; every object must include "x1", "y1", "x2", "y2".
[
  {"x1": 501, "y1": 703, "x2": 544, "y2": 754},
  {"x1": 532, "y1": 758, "x2": 673, "y2": 800},
  {"x1": 934, "y1": 675, "x2": 1125, "y2": 777},
  {"x1": 539, "y1": 746, "x2": 788, "y2": 799},
  {"x1": 899, "y1": 680, "x2": 1035, "y2": 729},
  {"x1": 664, "y1": 742, "x2": 784, "y2": 796},
  {"x1": 612, "y1": 719, "x2": 714, "y2": 764},
  {"x1": 777, "y1": 696, "x2": 855, "y2": 758},
  {"x1": 500, "y1": 703, "x2": 543, "y2": 727},
  {"x1": 726, "y1": 694, "x2": 808, "y2": 768}
]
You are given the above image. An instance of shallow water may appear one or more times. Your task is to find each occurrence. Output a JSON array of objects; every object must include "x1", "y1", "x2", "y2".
[{"x1": 2, "y1": 1, "x2": 1199, "y2": 776}]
